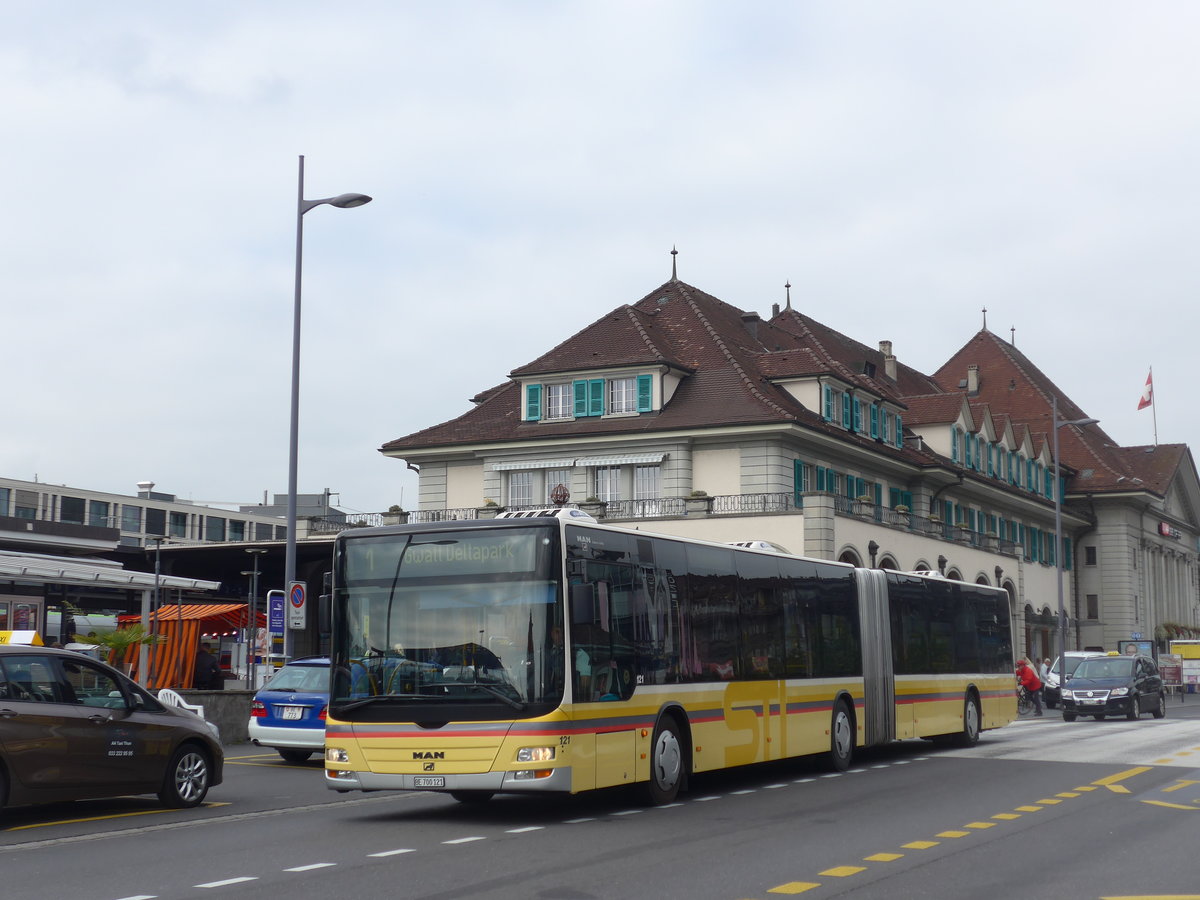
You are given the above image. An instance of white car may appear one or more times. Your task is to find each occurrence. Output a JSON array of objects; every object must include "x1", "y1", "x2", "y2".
[{"x1": 1043, "y1": 651, "x2": 1105, "y2": 708}]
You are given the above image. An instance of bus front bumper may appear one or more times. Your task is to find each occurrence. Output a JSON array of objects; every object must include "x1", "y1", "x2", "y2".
[{"x1": 324, "y1": 765, "x2": 573, "y2": 794}]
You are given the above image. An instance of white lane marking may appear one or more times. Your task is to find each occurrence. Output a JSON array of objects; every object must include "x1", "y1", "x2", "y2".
[
  {"x1": 611, "y1": 809, "x2": 643, "y2": 816},
  {"x1": 443, "y1": 836, "x2": 485, "y2": 844},
  {"x1": 658, "y1": 802, "x2": 685, "y2": 808},
  {"x1": 113, "y1": 896, "x2": 157, "y2": 900},
  {"x1": 764, "y1": 783, "x2": 787, "y2": 789},
  {"x1": 694, "y1": 795, "x2": 721, "y2": 802},
  {"x1": 794, "y1": 777, "x2": 815, "y2": 783},
  {"x1": 506, "y1": 826, "x2": 544, "y2": 833},
  {"x1": 284, "y1": 863, "x2": 337, "y2": 872},
  {"x1": 731, "y1": 789, "x2": 757, "y2": 795},
  {"x1": 368, "y1": 848, "x2": 415, "y2": 857},
  {"x1": 820, "y1": 772, "x2": 844, "y2": 778},
  {"x1": 564, "y1": 817, "x2": 595, "y2": 824},
  {"x1": 197, "y1": 876, "x2": 258, "y2": 888}
]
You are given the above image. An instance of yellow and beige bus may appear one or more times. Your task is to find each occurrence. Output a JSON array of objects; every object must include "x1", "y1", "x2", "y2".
[{"x1": 323, "y1": 512, "x2": 1015, "y2": 804}]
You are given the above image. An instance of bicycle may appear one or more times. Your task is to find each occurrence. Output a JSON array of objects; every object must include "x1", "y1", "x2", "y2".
[{"x1": 1016, "y1": 684, "x2": 1035, "y2": 716}]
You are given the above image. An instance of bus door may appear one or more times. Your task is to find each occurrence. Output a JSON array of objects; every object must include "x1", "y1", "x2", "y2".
[{"x1": 855, "y1": 569, "x2": 896, "y2": 746}]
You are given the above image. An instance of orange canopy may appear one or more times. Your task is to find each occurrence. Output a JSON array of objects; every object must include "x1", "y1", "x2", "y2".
[{"x1": 117, "y1": 603, "x2": 266, "y2": 690}]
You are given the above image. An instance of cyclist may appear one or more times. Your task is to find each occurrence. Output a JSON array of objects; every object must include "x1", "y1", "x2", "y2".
[{"x1": 1016, "y1": 657, "x2": 1043, "y2": 716}]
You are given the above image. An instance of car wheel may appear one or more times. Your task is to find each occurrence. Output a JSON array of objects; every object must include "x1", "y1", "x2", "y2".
[
  {"x1": 278, "y1": 749, "x2": 313, "y2": 763},
  {"x1": 1126, "y1": 696, "x2": 1140, "y2": 721},
  {"x1": 1152, "y1": 692, "x2": 1167, "y2": 719},
  {"x1": 449, "y1": 791, "x2": 494, "y2": 804},
  {"x1": 1094, "y1": 714, "x2": 1106, "y2": 721},
  {"x1": 646, "y1": 715, "x2": 685, "y2": 804},
  {"x1": 159, "y1": 744, "x2": 211, "y2": 808},
  {"x1": 829, "y1": 699, "x2": 854, "y2": 772},
  {"x1": 1063, "y1": 712, "x2": 1077, "y2": 722}
]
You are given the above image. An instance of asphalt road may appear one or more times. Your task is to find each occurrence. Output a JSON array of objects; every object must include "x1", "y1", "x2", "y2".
[{"x1": 3, "y1": 696, "x2": 1199, "y2": 900}]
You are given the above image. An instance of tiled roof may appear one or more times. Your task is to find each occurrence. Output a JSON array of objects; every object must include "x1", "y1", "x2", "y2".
[{"x1": 380, "y1": 280, "x2": 1194, "y2": 502}]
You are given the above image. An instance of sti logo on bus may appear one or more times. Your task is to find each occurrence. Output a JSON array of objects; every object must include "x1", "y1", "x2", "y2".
[{"x1": 413, "y1": 752, "x2": 445, "y2": 760}]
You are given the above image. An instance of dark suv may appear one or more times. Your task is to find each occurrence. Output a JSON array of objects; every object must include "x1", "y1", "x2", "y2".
[
  {"x1": 1060, "y1": 653, "x2": 1166, "y2": 722},
  {"x1": 1, "y1": 644, "x2": 224, "y2": 811}
]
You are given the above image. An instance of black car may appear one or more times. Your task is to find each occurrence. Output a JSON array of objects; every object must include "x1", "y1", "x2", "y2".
[
  {"x1": 0, "y1": 644, "x2": 224, "y2": 811},
  {"x1": 1060, "y1": 653, "x2": 1166, "y2": 722}
]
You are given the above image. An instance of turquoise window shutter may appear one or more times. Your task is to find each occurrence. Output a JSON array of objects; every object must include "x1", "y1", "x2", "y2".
[
  {"x1": 816, "y1": 467, "x2": 826, "y2": 492},
  {"x1": 873, "y1": 482, "x2": 882, "y2": 505},
  {"x1": 823, "y1": 385, "x2": 833, "y2": 420},
  {"x1": 573, "y1": 380, "x2": 588, "y2": 417},
  {"x1": 525, "y1": 384, "x2": 542, "y2": 421},
  {"x1": 951, "y1": 428, "x2": 960, "y2": 463},
  {"x1": 894, "y1": 415, "x2": 903, "y2": 448},
  {"x1": 793, "y1": 460, "x2": 806, "y2": 507},
  {"x1": 637, "y1": 374, "x2": 653, "y2": 412},
  {"x1": 841, "y1": 392, "x2": 852, "y2": 429},
  {"x1": 870, "y1": 404, "x2": 879, "y2": 438},
  {"x1": 852, "y1": 399, "x2": 862, "y2": 433},
  {"x1": 588, "y1": 379, "x2": 604, "y2": 416},
  {"x1": 1064, "y1": 537, "x2": 1073, "y2": 570}
]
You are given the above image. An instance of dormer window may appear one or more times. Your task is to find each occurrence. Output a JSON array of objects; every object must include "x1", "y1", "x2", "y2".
[{"x1": 524, "y1": 374, "x2": 654, "y2": 422}]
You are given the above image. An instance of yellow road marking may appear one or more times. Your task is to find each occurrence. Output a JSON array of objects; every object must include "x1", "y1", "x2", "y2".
[
  {"x1": 1094, "y1": 767, "x2": 1152, "y2": 788},
  {"x1": 3, "y1": 801, "x2": 230, "y2": 831},
  {"x1": 864, "y1": 853, "x2": 903, "y2": 862},
  {"x1": 1075, "y1": 785, "x2": 1098, "y2": 792},
  {"x1": 1162, "y1": 781, "x2": 1199, "y2": 793},
  {"x1": 1036, "y1": 798, "x2": 1062, "y2": 805},
  {"x1": 1057, "y1": 792, "x2": 1080, "y2": 798},
  {"x1": 767, "y1": 882, "x2": 820, "y2": 894},
  {"x1": 818, "y1": 866, "x2": 864, "y2": 877},
  {"x1": 1141, "y1": 801, "x2": 1199, "y2": 811},
  {"x1": 902, "y1": 840, "x2": 939, "y2": 849},
  {"x1": 936, "y1": 830, "x2": 969, "y2": 838},
  {"x1": 992, "y1": 813, "x2": 1021, "y2": 820},
  {"x1": 965, "y1": 822, "x2": 996, "y2": 829},
  {"x1": 1015, "y1": 805, "x2": 1042, "y2": 812}
]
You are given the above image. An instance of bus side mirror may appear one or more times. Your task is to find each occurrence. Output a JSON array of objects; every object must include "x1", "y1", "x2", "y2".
[{"x1": 570, "y1": 584, "x2": 595, "y2": 626}]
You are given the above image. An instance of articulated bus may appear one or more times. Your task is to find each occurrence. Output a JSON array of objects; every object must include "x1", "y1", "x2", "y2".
[{"x1": 323, "y1": 512, "x2": 1015, "y2": 804}]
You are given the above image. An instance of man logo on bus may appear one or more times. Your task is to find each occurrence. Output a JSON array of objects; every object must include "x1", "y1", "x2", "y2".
[{"x1": 413, "y1": 751, "x2": 445, "y2": 760}]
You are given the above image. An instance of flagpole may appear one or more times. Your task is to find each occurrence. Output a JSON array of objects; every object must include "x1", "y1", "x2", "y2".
[{"x1": 1151, "y1": 366, "x2": 1158, "y2": 446}]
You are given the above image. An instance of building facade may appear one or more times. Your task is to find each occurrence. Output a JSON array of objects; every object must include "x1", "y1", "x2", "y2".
[{"x1": 380, "y1": 275, "x2": 1200, "y2": 662}]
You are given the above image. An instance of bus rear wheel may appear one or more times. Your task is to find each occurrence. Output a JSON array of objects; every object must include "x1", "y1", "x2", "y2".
[
  {"x1": 646, "y1": 717, "x2": 684, "y2": 805},
  {"x1": 829, "y1": 699, "x2": 853, "y2": 772}
]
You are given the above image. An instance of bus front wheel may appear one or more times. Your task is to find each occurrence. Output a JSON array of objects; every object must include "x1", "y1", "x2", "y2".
[
  {"x1": 646, "y1": 717, "x2": 684, "y2": 805},
  {"x1": 829, "y1": 700, "x2": 853, "y2": 772},
  {"x1": 450, "y1": 790, "x2": 494, "y2": 804}
]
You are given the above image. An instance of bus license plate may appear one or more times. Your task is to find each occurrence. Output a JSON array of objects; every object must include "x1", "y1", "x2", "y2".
[
  {"x1": 413, "y1": 776, "x2": 445, "y2": 788},
  {"x1": 280, "y1": 706, "x2": 303, "y2": 720}
]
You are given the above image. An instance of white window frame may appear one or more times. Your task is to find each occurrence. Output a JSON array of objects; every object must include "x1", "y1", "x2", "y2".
[
  {"x1": 545, "y1": 383, "x2": 572, "y2": 420},
  {"x1": 607, "y1": 377, "x2": 638, "y2": 414},
  {"x1": 508, "y1": 471, "x2": 534, "y2": 507},
  {"x1": 594, "y1": 467, "x2": 621, "y2": 502}
]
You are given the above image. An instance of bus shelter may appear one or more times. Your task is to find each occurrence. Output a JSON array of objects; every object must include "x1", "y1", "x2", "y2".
[{"x1": 117, "y1": 603, "x2": 266, "y2": 690}]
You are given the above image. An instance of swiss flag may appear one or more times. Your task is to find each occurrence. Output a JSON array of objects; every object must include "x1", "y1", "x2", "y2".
[{"x1": 1137, "y1": 370, "x2": 1153, "y2": 410}]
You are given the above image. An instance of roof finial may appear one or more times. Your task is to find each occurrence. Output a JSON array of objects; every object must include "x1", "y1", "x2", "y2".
[
  {"x1": 785, "y1": 280, "x2": 792, "y2": 311},
  {"x1": 670, "y1": 246, "x2": 678, "y2": 282},
  {"x1": 982, "y1": 306, "x2": 987, "y2": 330},
  {"x1": 1010, "y1": 325, "x2": 1016, "y2": 345}
]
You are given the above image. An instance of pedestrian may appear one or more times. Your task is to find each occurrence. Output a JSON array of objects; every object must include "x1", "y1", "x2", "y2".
[
  {"x1": 1016, "y1": 657, "x2": 1043, "y2": 716},
  {"x1": 194, "y1": 642, "x2": 223, "y2": 690},
  {"x1": 1040, "y1": 658, "x2": 1050, "y2": 682}
]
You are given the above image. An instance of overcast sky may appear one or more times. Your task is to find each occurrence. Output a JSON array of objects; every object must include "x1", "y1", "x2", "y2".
[{"x1": 3, "y1": 2, "x2": 1195, "y2": 516}]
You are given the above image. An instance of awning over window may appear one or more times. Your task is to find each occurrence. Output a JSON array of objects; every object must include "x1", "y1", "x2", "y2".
[
  {"x1": 574, "y1": 453, "x2": 666, "y2": 467},
  {"x1": 491, "y1": 458, "x2": 578, "y2": 471}
]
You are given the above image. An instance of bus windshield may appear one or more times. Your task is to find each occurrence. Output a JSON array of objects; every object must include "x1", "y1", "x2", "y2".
[{"x1": 330, "y1": 525, "x2": 564, "y2": 716}]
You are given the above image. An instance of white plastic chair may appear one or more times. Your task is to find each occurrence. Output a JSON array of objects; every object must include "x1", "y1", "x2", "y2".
[{"x1": 157, "y1": 687, "x2": 206, "y2": 719}]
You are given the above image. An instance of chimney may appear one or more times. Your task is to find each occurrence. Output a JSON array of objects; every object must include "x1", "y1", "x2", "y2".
[
  {"x1": 771, "y1": 302, "x2": 780, "y2": 318},
  {"x1": 967, "y1": 364, "x2": 980, "y2": 395},
  {"x1": 741, "y1": 311, "x2": 761, "y2": 341},
  {"x1": 879, "y1": 340, "x2": 897, "y2": 380},
  {"x1": 136, "y1": 480, "x2": 155, "y2": 499}
]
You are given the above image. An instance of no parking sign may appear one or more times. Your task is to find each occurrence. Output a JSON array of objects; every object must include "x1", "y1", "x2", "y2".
[{"x1": 287, "y1": 581, "x2": 307, "y2": 630}]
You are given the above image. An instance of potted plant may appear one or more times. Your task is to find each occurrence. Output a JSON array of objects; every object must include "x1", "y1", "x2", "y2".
[
  {"x1": 476, "y1": 499, "x2": 501, "y2": 518},
  {"x1": 579, "y1": 496, "x2": 607, "y2": 517},
  {"x1": 685, "y1": 490, "x2": 712, "y2": 514},
  {"x1": 74, "y1": 625, "x2": 165, "y2": 672},
  {"x1": 382, "y1": 504, "x2": 408, "y2": 525}
]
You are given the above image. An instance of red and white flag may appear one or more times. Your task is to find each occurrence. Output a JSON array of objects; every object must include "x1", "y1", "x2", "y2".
[{"x1": 1137, "y1": 369, "x2": 1153, "y2": 410}]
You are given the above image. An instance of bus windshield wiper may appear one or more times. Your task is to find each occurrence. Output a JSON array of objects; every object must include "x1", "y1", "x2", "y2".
[
  {"x1": 337, "y1": 694, "x2": 440, "y2": 713},
  {"x1": 463, "y1": 683, "x2": 526, "y2": 710}
]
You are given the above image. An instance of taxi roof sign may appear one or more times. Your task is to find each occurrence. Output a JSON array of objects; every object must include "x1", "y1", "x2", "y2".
[{"x1": 0, "y1": 631, "x2": 45, "y2": 645}]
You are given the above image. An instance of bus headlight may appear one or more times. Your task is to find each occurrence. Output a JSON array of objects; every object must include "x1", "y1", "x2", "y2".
[
  {"x1": 517, "y1": 746, "x2": 555, "y2": 763},
  {"x1": 326, "y1": 747, "x2": 350, "y2": 764}
]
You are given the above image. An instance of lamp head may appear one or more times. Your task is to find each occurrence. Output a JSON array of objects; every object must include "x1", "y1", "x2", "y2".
[{"x1": 328, "y1": 192, "x2": 372, "y2": 209}]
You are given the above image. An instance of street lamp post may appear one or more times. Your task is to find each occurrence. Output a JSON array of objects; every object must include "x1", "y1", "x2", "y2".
[
  {"x1": 244, "y1": 548, "x2": 268, "y2": 689},
  {"x1": 286, "y1": 155, "x2": 371, "y2": 643},
  {"x1": 1052, "y1": 395, "x2": 1099, "y2": 674}
]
